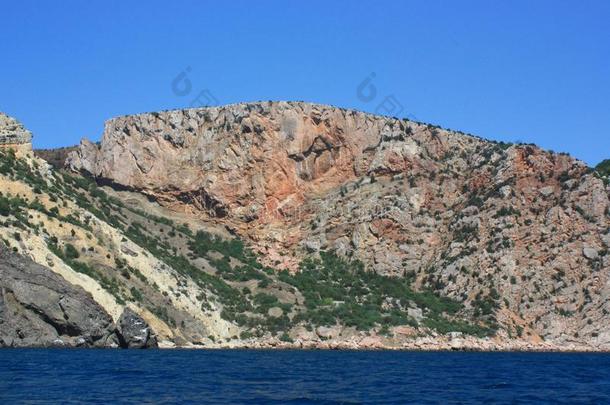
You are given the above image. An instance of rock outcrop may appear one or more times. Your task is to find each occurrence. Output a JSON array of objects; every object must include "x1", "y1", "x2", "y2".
[
  {"x1": 66, "y1": 101, "x2": 610, "y2": 347},
  {"x1": 0, "y1": 112, "x2": 32, "y2": 154},
  {"x1": 0, "y1": 247, "x2": 118, "y2": 348},
  {"x1": 34, "y1": 146, "x2": 78, "y2": 169},
  {"x1": 117, "y1": 308, "x2": 158, "y2": 348}
]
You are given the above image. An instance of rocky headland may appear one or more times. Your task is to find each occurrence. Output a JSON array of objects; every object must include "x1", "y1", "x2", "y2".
[{"x1": 1, "y1": 103, "x2": 609, "y2": 350}]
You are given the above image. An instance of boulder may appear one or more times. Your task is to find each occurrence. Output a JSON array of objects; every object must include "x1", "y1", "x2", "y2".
[
  {"x1": 539, "y1": 186, "x2": 555, "y2": 197},
  {"x1": 289, "y1": 325, "x2": 318, "y2": 341},
  {"x1": 316, "y1": 325, "x2": 342, "y2": 339},
  {"x1": 583, "y1": 246, "x2": 599, "y2": 261},
  {"x1": 407, "y1": 307, "x2": 424, "y2": 322},
  {"x1": 603, "y1": 233, "x2": 610, "y2": 248},
  {"x1": 117, "y1": 307, "x2": 158, "y2": 349}
]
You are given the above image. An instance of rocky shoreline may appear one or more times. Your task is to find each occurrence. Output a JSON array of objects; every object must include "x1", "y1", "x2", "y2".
[
  {"x1": 1, "y1": 341, "x2": 601, "y2": 352},
  {"x1": 159, "y1": 336, "x2": 604, "y2": 353}
]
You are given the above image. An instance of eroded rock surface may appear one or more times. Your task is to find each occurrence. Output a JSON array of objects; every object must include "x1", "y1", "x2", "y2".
[
  {"x1": 0, "y1": 112, "x2": 32, "y2": 145},
  {"x1": 118, "y1": 307, "x2": 158, "y2": 349},
  {"x1": 57, "y1": 101, "x2": 610, "y2": 348},
  {"x1": 0, "y1": 247, "x2": 118, "y2": 348},
  {"x1": 0, "y1": 112, "x2": 33, "y2": 154}
]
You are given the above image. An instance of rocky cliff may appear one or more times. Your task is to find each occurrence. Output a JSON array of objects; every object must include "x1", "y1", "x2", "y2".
[
  {"x1": 66, "y1": 101, "x2": 610, "y2": 348},
  {"x1": 0, "y1": 112, "x2": 32, "y2": 154}
]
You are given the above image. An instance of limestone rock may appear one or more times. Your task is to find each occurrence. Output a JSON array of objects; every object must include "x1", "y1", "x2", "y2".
[
  {"x1": 407, "y1": 307, "x2": 424, "y2": 322},
  {"x1": 0, "y1": 112, "x2": 33, "y2": 154},
  {"x1": 316, "y1": 325, "x2": 342, "y2": 339},
  {"x1": 289, "y1": 325, "x2": 318, "y2": 341},
  {"x1": 539, "y1": 186, "x2": 555, "y2": 197},
  {"x1": 0, "y1": 112, "x2": 32, "y2": 145},
  {"x1": 267, "y1": 306, "x2": 283, "y2": 318},
  {"x1": 583, "y1": 246, "x2": 599, "y2": 261}
]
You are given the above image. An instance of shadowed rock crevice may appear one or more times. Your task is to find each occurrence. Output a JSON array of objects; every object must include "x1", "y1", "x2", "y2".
[{"x1": 176, "y1": 188, "x2": 229, "y2": 218}]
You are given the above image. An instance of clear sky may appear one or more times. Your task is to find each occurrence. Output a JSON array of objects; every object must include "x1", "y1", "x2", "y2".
[{"x1": 1, "y1": 0, "x2": 608, "y2": 165}]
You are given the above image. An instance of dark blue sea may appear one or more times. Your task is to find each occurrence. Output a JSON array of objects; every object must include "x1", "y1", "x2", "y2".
[{"x1": 1, "y1": 350, "x2": 610, "y2": 404}]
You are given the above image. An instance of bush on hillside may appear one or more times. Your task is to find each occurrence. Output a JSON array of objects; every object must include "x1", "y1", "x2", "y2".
[{"x1": 0, "y1": 197, "x2": 10, "y2": 216}]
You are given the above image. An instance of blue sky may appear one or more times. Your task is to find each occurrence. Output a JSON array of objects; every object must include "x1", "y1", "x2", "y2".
[{"x1": 1, "y1": 0, "x2": 608, "y2": 165}]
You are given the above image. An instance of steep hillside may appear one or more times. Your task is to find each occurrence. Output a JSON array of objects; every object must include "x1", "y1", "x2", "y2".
[
  {"x1": 1, "y1": 147, "x2": 497, "y2": 349},
  {"x1": 66, "y1": 101, "x2": 610, "y2": 349},
  {"x1": 0, "y1": 148, "x2": 239, "y2": 346}
]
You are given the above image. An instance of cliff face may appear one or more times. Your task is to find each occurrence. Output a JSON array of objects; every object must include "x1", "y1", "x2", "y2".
[
  {"x1": 67, "y1": 102, "x2": 497, "y2": 271},
  {"x1": 66, "y1": 101, "x2": 610, "y2": 347}
]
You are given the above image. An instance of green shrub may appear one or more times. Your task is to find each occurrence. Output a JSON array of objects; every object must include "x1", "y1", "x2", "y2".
[
  {"x1": 279, "y1": 252, "x2": 485, "y2": 334},
  {"x1": 253, "y1": 293, "x2": 279, "y2": 313},
  {"x1": 64, "y1": 243, "x2": 80, "y2": 259},
  {"x1": 494, "y1": 206, "x2": 521, "y2": 218},
  {"x1": 0, "y1": 197, "x2": 10, "y2": 216},
  {"x1": 595, "y1": 159, "x2": 610, "y2": 177},
  {"x1": 130, "y1": 287, "x2": 143, "y2": 302},
  {"x1": 240, "y1": 331, "x2": 254, "y2": 340}
]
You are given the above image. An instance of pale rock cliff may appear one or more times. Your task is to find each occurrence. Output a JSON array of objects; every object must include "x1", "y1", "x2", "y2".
[{"x1": 0, "y1": 112, "x2": 33, "y2": 155}]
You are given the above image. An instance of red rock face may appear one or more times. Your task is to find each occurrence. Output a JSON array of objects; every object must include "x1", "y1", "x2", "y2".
[{"x1": 68, "y1": 101, "x2": 610, "y2": 343}]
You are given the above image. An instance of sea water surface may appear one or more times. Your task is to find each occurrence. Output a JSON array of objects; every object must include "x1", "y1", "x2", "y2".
[{"x1": 1, "y1": 349, "x2": 609, "y2": 404}]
